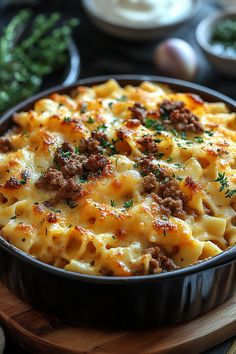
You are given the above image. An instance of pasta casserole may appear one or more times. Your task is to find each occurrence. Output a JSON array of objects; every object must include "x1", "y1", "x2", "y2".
[{"x1": 0, "y1": 80, "x2": 235, "y2": 276}]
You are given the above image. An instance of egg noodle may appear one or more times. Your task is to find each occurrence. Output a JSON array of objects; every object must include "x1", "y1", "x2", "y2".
[{"x1": 0, "y1": 80, "x2": 235, "y2": 276}]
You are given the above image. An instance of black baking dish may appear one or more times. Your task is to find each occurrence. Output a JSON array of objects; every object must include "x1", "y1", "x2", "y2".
[{"x1": 0, "y1": 75, "x2": 235, "y2": 329}]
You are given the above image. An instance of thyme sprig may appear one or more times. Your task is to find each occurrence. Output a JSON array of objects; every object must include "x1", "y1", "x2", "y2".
[
  {"x1": 214, "y1": 172, "x2": 236, "y2": 198},
  {"x1": 214, "y1": 172, "x2": 229, "y2": 192},
  {"x1": 0, "y1": 10, "x2": 79, "y2": 113}
]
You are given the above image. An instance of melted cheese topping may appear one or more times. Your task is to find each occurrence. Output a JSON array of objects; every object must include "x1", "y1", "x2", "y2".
[{"x1": 0, "y1": 80, "x2": 235, "y2": 276}]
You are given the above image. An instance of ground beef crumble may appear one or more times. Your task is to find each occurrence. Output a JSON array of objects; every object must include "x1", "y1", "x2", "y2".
[
  {"x1": 135, "y1": 156, "x2": 156, "y2": 175},
  {"x1": 142, "y1": 173, "x2": 159, "y2": 194},
  {"x1": 137, "y1": 135, "x2": 159, "y2": 154},
  {"x1": 47, "y1": 213, "x2": 58, "y2": 223},
  {"x1": 79, "y1": 131, "x2": 109, "y2": 154},
  {"x1": 35, "y1": 141, "x2": 110, "y2": 205},
  {"x1": 155, "y1": 179, "x2": 188, "y2": 219},
  {"x1": 53, "y1": 142, "x2": 84, "y2": 178},
  {"x1": 129, "y1": 99, "x2": 203, "y2": 134},
  {"x1": 0, "y1": 137, "x2": 12, "y2": 153},
  {"x1": 52, "y1": 178, "x2": 84, "y2": 204},
  {"x1": 4, "y1": 177, "x2": 21, "y2": 189},
  {"x1": 84, "y1": 153, "x2": 110, "y2": 175},
  {"x1": 160, "y1": 99, "x2": 184, "y2": 115},
  {"x1": 142, "y1": 167, "x2": 188, "y2": 219},
  {"x1": 4, "y1": 170, "x2": 30, "y2": 189},
  {"x1": 159, "y1": 99, "x2": 204, "y2": 133},
  {"x1": 169, "y1": 108, "x2": 203, "y2": 133},
  {"x1": 35, "y1": 168, "x2": 66, "y2": 191},
  {"x1": 144, "y1": 246, "x2": 179, "y2": 273},
  {"x1": 126, "y1": 119, "x2": 141, "y2": 128},
  {"x1": 129, "y1": 102, "x2": 147, "y2": 123}
]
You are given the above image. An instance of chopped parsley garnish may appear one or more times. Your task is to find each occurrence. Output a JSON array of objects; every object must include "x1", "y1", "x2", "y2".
[
  {"x1": 160, "y1": 112, "x2": 169, "y2": 121},
  {"x1": 100, "y1": 138, "x2": 110, "y2": 148},
  {"x1": 205, "y1": 130, "x2": 214, "y2": 136},
  {"x1": 163, "y1": 177, "x2": 170, "y2": 183},
  {"x1": 50, "y1": 208, "x2": 61, "y2": 213},
  {"x1": 78, "y1": 176, "x2": 87, "y2": 183},
  {"x1": 123, "y1": 200, "x2": 133, "y2": 209},
  {"x1": 66, "y1": 199, "x2": 78, "y2": 209},
  {"x1": 155, "y1": 152, "x2": 164, "y2": 159},
  {"x1": 154, "y1": 138, "x2": 162, "y2": 143},
  {"x1": 174, "y1": 163, "x2": 183, "y2": 168},
  {"x1": 153, "y1": 169, "x2": 162, "y2": 180},
  {"x1": 145, "y1": 119, "x2": 165, "y2": 132},
  {"x1": 117, "y1": 95, "x2": 127, "y2": 102},
  {"x1": 20, "y1": 170, "x2": 29, "y2": 185},
  {"x1": 99, "y1": 138, "x2": 117, "y2": 155},
  {"x1": 214, "y1": 172, "x2": 229, "y2": 192},
  {"x1": 171, "y1": 129, "x2": 178, "y2": 137},
  {"x1": 166, "y1": 156, "x2": 174, "y2": 163},
  {"x1": 110, "y1": 200, "x2": 116, "y2": 207},
  {"x1": 194, "y1": 136, "x2": 204, "y2": 143},
  {"x1": 64, "y1": 117, "x2": 71, "y2": 122},
  {"x1": 109, "y1": 141, "x2": 118, "y2": 155},
  {"x1": 74, "y1": 146, "x2": 80, "y2": 154},
  {"x1": 176, "y1": 176, "x2": 183, "y2": 181},
  {"x1": 21, "y1": 130, "x2": 29, "y2": 137},
  {"x1": 80, "y1": 103, "x2": 87, "y2": 113},
  {"x1": 61, "y1": 151, "x2": 71, "y2": 158},
  {"x1": 170, "y1": 130, "x2": 187, "y2": 140},
  {"x1": 87, "y1": 117, "x2": 94, "y2": 124},
  {"x1": 180, "y1": 131, "x2": 187, "y2": 140},
  {"x1": 20, "y1": 176, "x2": 27, "y2": 185},
  {"x1": 108, "y1": 102, "x2": 113, "y2": 108},
  {"x1": 97, "y1": 124, "x2": 107, "y2": 131},
  {"x1": 225, "y1": 189, "x2": 236, "y2": 198}
]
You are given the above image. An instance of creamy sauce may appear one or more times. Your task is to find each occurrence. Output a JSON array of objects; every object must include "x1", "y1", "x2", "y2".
[{"x1": 84, "y1": 0, "x2": 193, "y2": 29}]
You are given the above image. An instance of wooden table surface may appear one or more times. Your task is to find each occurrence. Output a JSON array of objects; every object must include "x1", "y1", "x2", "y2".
[{"x1": 0, "y1": 0, "x2": 235, "y2": 353}]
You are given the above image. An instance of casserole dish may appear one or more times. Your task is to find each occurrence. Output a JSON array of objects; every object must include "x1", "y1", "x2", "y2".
[{"x1": 0, "y1": 75, "x2": 235, "y2": 328}]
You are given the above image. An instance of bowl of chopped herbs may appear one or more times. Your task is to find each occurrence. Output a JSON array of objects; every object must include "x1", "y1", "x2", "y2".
[
  {"x1": 196, "y1": 9, "x2": 236, "y2": 77},
  {"x1": 0, "y1": 10, "x2": 80, "y2": 115}
]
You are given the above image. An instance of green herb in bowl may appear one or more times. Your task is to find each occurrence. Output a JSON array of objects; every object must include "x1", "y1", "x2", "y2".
[
  {"x1": 210, "y1": 19, "x2": 236, "y2": 57},
  {"x1": 0, "y1": 10, "x2": 79, "y2": 113}
]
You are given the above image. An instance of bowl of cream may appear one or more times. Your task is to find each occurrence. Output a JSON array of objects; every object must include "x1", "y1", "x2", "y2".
[{"x1": 82, "y1": 0, "x2": 202, "y2": 40}]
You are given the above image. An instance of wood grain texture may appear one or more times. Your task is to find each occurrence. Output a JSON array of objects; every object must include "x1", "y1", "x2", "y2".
[{"x1": 0, "y1": 282, "x2": 236, "y2": 354}]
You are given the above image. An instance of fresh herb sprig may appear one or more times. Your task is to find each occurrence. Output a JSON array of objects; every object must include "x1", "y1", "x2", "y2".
[
  {"x1": 214, "y1": 172, "x2": 229, "y2": 192},
  {"x1": 123, "y1": 200, "x2": 133, "y2": 209},
  {"x1": 0, "y1": 10, "x2": 79, "y2": 113},
  {"x1": 214, "y1": 172, "x2": 236, "y2": 198}
]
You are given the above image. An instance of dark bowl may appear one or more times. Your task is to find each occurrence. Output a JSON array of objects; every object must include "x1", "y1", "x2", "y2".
[{"x1": 0, "y1": 75, "x2": 236, "y2": 329}]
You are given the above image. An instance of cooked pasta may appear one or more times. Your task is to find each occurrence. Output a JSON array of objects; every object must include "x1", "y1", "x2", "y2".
[{"x1": 0, "y1": 79, "x2": 235, "y2": 276}]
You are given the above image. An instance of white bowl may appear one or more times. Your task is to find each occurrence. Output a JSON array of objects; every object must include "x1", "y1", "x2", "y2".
[
  {"x1": 196, "y1": 10, "x2": 236, "y2": 77},
  {"x1": 82, "y1": 0, "x2": 202, "y2": 41}
]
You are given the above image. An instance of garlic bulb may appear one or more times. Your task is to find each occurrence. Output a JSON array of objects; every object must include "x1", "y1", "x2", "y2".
[{"x1": 154, "y1": 38, "x2": 198, "y2": 81}]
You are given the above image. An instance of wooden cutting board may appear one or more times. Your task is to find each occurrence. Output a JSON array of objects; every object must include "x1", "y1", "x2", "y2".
[{"x1": 0, "y1": 282, "x2": 236, "y2": 354}]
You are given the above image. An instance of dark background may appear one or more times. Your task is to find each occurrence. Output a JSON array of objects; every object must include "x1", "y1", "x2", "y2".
[{"x1": 0, "y1": 0, "x2": 235, "y2": 353}]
